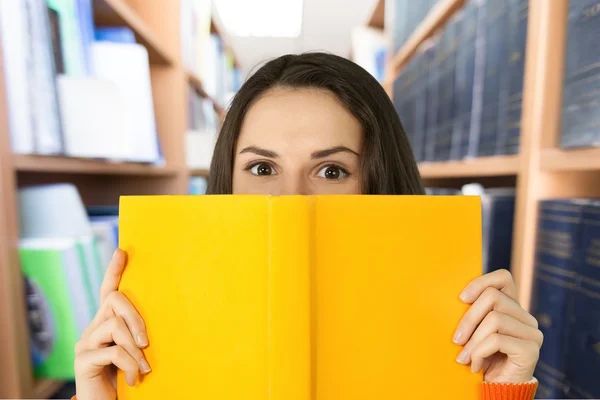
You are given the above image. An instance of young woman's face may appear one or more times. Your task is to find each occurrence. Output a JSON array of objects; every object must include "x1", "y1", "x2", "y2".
[{"x1": 232, "y1": 88, "x2": 363, "y2": 195}]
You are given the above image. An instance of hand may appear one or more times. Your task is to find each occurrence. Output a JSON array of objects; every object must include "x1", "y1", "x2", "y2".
[
  {"x1": 453, "y1": 269, "x2": 542, "y2": 383},
  {"x1": 74, "y1": 249, "x2": 151, "y2": 400}
]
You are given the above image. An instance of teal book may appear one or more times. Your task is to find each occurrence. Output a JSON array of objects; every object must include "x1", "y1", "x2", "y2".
[
  {"x1": 20, "y1": 238, "x2": 95, "y2": 379},
  {"x1": 46, "y1": 0, "x2": 86, "y2": 75}
]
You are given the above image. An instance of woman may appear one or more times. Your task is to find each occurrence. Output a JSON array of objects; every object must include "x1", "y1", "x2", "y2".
[{"x1": 74, "y1": 53, "x2": 541, "y2": 399}]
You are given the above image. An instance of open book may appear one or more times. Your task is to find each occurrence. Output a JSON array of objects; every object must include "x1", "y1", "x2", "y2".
[{"x1": 118, "y1": 195, "x2": 482, "y2": 399}]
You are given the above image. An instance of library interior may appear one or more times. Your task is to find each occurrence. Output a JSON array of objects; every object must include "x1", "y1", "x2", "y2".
[{"x1": 0, "y1": 0, "x2": 599, "y2": 399}]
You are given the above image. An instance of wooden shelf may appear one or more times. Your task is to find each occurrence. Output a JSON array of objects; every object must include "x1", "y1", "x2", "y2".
[
  {"x1": 93, "y1": 0, "x2": 176, "y2": 65},
  {"x1": 385, "y1": 0, "x2": 465, "y2": 82},
  {"x1": 418, "y1": 155, "x2": 521, "y2": 178},
  {"x1": 541, "y1": 147, "x2": 600, "y2": 172},
  {"x1": 190, "y1": 168, "x2": 210, "y2": 178},
  {"x1": 187, "y1": 72, "x2": 225, "y2": 115},
  {"x1": 13, "y1": 155, "x2": 178, "y2": 176},
  {"x1": 32, "y1": 379, "x2": 64, "y2": 399}
]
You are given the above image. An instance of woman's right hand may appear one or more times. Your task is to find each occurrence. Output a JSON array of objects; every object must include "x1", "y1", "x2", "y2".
[{"x1": 74, "y1": 249, "x2": 151, "y2": 400}]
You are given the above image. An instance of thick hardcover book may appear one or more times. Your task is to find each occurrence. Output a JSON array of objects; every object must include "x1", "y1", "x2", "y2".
[
  {"x1": 498, "y1": 0, "x2": 528, "y2": 155},
  {"x1": 481, "y1": 190, "x2": 516, "y2": 274},
  {"x1": 451, "y1": 4, "x2": 479, "y2": 160},
  {"x1": 425, "y1": 37, "x2": 442, "y2": 162},
  {"x1": 434, "y1": 15, "x2": 459, "y2": 162},
  {"x1": 531, "y1": 200, "x2": 589, "y2": 399},
  {"x1": 476, "y1": 0, "x2": 509, "y2": 157},
  {"x1": 414, "y1": 48, "x2": 433, "y2": 162},
  {"x1": 468, "y1": 0, "x2": 488, "y2": 159},
  {"x1": 561, "y1": 0, "x2": 600, "y2": 148},
  {"x1": 118, "y1": 195, "x2": 483, "y2": 399}
]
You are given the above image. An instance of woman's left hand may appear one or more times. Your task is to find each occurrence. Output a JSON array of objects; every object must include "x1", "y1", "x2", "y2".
[{"x1": 453, "y1": 269, "x2": 543, "y2": 383}]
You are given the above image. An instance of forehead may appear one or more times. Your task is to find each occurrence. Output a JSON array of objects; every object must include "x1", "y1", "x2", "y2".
[{"x1": 237, "y1": 87, "x2": 363, "y2": 151}]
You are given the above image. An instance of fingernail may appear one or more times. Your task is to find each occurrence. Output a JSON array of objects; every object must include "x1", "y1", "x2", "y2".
[
  {"x1": 127, "y1": 374, "x2": 136, "y2": 387},
  {"x1": 136, "y1": 333, "x2": 149, "y2": 347},
  {"x1": 453, "y1": 330, "x2": 464, "y2": 344},
  {"x1": 112, "y1": 249, "x2": 119, "y2": 260},
  {"x1": 140, "y1": 359, "x2": 151, "y2": 374},
  {"x1": 459, "y1": 290, "x2": 471, "y2": 303},
  {"x1": 456, "y1": 349, "x2": 469, "y2": 364},
  {"x1": 471, "y1": 363, "x2": 479, "y2": 373}
]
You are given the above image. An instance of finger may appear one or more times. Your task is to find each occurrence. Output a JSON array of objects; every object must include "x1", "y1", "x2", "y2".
[
  {"x1": 469, "y1": 333, "x2": 540, "y2": 375},
  {"x1": 460, "y1": 269, "x2": 518, "y2": 303},
  {"x1": 453, "y1": 287, "x2": 538, "y2": 345},
  {"x1": 75, "y1": 345, "x2": 140, "y2": 387},
  {"x1": 76, "y1": 316, "x2": 151, "y2": 374},
  {"x1": 82, "y1": 291, "x2": 148, "y2": 348},
  {"x1": 100, "y1": 249, "x2": 127, "y2": 304},
  {"x1": 456, "y1": 311, "x2": 544, "y2": 365}
]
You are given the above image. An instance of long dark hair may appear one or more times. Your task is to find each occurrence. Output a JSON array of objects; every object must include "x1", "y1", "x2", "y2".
[{"x1": 207, "y1": 52, "x2": 424, "y2": 195}]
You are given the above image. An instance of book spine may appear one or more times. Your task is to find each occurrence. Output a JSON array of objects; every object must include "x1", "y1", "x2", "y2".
[
  {"x1": 561, "y1": 0, "x2": 600, "y2": 149},
  {"x1": 268, "y1": 197, "x2": 311, "y2": 400},
  {"x1": 413, "y1": 50, "x2": 428, "y2": 162},
  {"x1": 425, "y1": 37, "x2": 441, "y2": 162},
  {"x1": 531, "y1": 200, "x2": 587, "y2": 398},
  {"x1": 477, "y1": 0, "x2": 508, "y2": 157},
  {"x1": 499, "y1": 0, "x2": 528, "y2": 155},
  {"x1": 467, "y1": 0, "x2": 487, "y2": 158},
  {"x1": 483, "y1": 195, "x2": 516, "y2": 273},
  {"x1": 24, "y1": 0, "x2": 64, "y2": 154}
]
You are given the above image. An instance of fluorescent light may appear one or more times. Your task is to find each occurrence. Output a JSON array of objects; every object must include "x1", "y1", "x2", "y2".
[{"x1": 213, "y1": 0, "x2": 303, "y2": 37}]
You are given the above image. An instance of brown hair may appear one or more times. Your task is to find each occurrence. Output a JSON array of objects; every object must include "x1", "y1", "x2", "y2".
[{"x1": 207, "y1": 52, "x2": 424, "y2": 195}]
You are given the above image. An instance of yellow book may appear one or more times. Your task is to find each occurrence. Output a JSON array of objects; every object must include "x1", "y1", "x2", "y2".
[{"x1": 118, "y1": 195, "x2": 483, "y2": 399}]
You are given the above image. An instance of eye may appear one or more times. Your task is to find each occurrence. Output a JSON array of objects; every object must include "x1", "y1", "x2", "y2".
[
  {"x1": 249, "y1": 162, "x2": 277, "y2": 176},
  {"x1": 317, "y1": 165, "x2": 349, "y2": 180}
]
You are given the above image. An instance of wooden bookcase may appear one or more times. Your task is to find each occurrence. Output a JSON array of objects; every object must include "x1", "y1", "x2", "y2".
[
  {"x1": 0, "y1": 0, "x2": 233, "y2": 397},
  {"x1": 382, "y1": 0, "x2": 600, "y2": 310}
]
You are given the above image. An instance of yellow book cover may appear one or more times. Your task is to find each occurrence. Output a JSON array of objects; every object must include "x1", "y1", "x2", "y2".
[{"x1": 118, "y1": 195, "x2": 483, "y2": 399}]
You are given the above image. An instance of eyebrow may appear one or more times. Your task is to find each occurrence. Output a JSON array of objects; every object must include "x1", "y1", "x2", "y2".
[
  {"x1": 238, "y1": 145, "x2": 360, "y2": 159},
  {"x1": 239, "y1": 146, "x2": 279, "y2": 158},
  {"x1": 311, "y1": 146, "x2": 360, "y2": 159}
]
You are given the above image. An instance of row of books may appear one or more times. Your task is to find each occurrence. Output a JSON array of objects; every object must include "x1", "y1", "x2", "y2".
[
  {"x1": 393, "y1": 0, "x2": 528, "y2": 162},
  {"x1": 186, "y1": 87, "x2": 219, "y2": 170},
  {"x1": 531, "y1": 199, "x2": 600, "y2": 399},
  {"x1": 181, "y1": 0, "x2": 241, "y2": 107},
  {"x1": 19, "y1": 184, "x2": 118, "y2": 378},
  {"x1": 561, "y1": 0, "x2": 600, "y2": 148},
  {"x1": 426, "y1": 184, "x2": 515, "y2": 274},
  {"x1": 386, "y1": 0, "x2": 437, "y2": 53},
  {"x1": 0, "y1": 0, "x2": 161, "y2": 163}
]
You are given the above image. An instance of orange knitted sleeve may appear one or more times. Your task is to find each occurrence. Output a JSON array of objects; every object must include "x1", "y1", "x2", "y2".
[
  {"x1": 72, "y1": 381, "x2": 539, "y2": 400},
  {"x1": 482, "y1": 380, "x2": 539, "y2": 400}
]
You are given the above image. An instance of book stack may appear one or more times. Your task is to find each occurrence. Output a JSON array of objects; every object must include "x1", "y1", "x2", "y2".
[
  {"x1": 561, "y1": 0, "x2": 600, "y2": 149},
  {"x1": 0, "y1": 0, "x2": 161, "y2": 163},
  {"x1": 530, "y1": 200, "x2": 600, "y2": 399},
  {"x1": 392, "y1": 0, "x2": 529, "y2": 162},
  {"x1": 181, "y1": 0, "x2": 241, "y2": 107},
  {"x1": 18, "y1": 184, "x2": 113, "y2": 379}
]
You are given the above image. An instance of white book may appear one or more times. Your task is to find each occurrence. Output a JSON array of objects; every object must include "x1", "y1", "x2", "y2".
[
  {"x1": 0, "y1": 0, "x2": 34, "y2": 153},
  {"x1": 57, "y1": 75, "x2": 129, "y2": 160},
  {"x1": 26, "y1": 0, "x2": 63, "y2": 154},
  {"x1": 186, "y1": 130, "x2": 216, "y2": 169},
  {"x1": 91, "y1": 42, "x2": 160, "y2": 163},
  {"x1": 90, "y1": 218, "x2": 118, "y2": 273}
]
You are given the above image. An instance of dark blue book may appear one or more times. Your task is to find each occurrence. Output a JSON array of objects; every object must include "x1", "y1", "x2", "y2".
[
  {"x1": 477, "y1": 0, "x2": 509, "y2": 157},
  {"x1": 424, "y1": 37, "x2": 442, "y2": 162},
  {"x1": 394, "y1": 58, "x2": 418, "y2": 159},
  {"x1": 434, "y1": 15, "x2": 459, "y2": 162},
  {"x1": 531, "y1": 200, "x2": 589, "y2": 399},
  {"x1": 580, "y1": 201, "x2": 600, "y2": 282},
  {"x1": 413, "y1": 48, "x2": 432, "y2": 163},
  {"x1": 481, "y1": 190, "x2": 516, "y2": 273},
  {"x1": 498, "y1": 0, "x2": 528, "y2": 155},
  {"x1": 567, "y1": 273, "x2": 600, "y2": 399},
  {"x1": 561, "y1": 0, "x2": 600, "y2": 148},
  {"x1": 451, "y1": 4, "x2": 479, "y2": 160}
]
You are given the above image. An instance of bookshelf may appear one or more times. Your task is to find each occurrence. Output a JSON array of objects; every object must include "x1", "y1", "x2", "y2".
[
  {"x1": 383, "y1": 0, "x2": 600, "y2": 311},
  {"x1": 0, "y1": 0, "x2": 235, "y2": 396},
  {"x1": 190, "y1": 168, "x2": 210, "y2": 178}
]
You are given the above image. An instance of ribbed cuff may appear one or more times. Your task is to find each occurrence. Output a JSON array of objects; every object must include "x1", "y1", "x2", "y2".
[{"x1": 481, "y1": 378, "x2": 538, "y2": 400}]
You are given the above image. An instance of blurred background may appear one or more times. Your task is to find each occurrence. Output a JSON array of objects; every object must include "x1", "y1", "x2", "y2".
[{"x1": 0, "y1": 0, "x2": 598, "y2": 398}]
